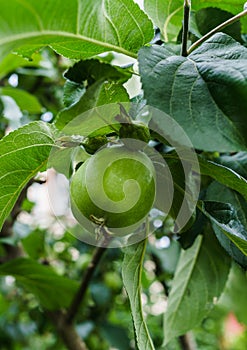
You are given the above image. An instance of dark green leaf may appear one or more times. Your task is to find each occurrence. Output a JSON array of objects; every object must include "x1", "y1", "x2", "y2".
[
  {"x1": 63, "y1": 81, "x2": 85, "y2": 108},
  {"x1": 204, "y1": 182, "x2": 247, "y2": 267},
  {"x1": 217, "y1": 152, "x2": 247, "y2": 179},
  {"x1": 64, "y1": 59, "x2": 132, "y2": 85},
  {"x1": 0, "y1": 121, "x2": 56, "y2": 231},
  {"x1": 163, "y1": 231, "x2": 231, "y2": 344},
  {"x1": 0, "y1": 258, "x2": 79, "y2": 310},
  {"x1": 198, "y1": 156, "x2": 247, "y2": 201},
  {"x1": 122, "y1": 239, "x2": 155, "y2": 350},
  {"x1": 195, "y1": 7, "x2": 242, "y2": 42},
  {"x1": 21, "y1": 230, "x2": 45, "y2": 259},
  {"x1": 139, "y1": 33, "x2": 247, "y2": 151}
]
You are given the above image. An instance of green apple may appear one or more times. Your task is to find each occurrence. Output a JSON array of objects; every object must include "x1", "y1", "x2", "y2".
[{"x1": 70, "y1": 145, "x2": 156, "y2": 235}]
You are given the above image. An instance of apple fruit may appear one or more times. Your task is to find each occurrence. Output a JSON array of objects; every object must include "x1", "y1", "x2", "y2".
[{"x1": 70, "y1": 144, "x2": 156, "y2": 235}]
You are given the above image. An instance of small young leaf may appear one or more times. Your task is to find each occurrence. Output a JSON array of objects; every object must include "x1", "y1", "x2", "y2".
[
  {"x1": 163, "y1": 231, "x2": 231, "y2": 345},
  {"x1": 0, "y1": 121, "x2": 56, "y2": 231},
  {"x1": 0, "y1": 258, "x2": 79, "y2": 310},
  {"x1": 122, "y1": 239, "x2": 155, "y2": 350}
]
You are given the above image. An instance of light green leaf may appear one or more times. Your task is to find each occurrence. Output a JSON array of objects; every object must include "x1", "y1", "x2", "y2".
[
  {"x1": 0, "y1": 121, "x2": 56, "y2": 231},
  {"x1": 144, "y1": 0, "x2": 183, "y2": 41},
  {"x1": 0, "y1": 87, "x2": 42, "y2": 114},
  {"x1": 163, "y1": 232, "x2": 231, "y2": 345},
  {"x1": 139, "y1": 33, "x2": 247, "y2": 151},
  {"x1": 0, "y1": 258, "x2": 79, "y2": 310},
  {"x1": 144, "y1": 0, "x2": 247, "y2": 41},
  {"x1": 219, "y1": 263, "x2": 247, "y2": 325},
  {"x1": 122, "y1": 239, "x2": 155, "y2": 350},
  {"x1": 56, "y1": 81, "x2": 129, "y2": 135},
  {"x1": 0, "y1": 52, "x2": 42, "y2": 79},
  {"x1": 0, "y1": 0, "x2": 153, "y2": 60}
]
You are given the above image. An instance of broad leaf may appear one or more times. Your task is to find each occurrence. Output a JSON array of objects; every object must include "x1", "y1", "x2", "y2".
[
  {"x1": 56, "y1": 81, "x2": 129, "y2": 134},
  {"x1": 0, "y1": 87, "x2": 42, "y2": 114},
  {"x1": 163, "y1": 232, "x2": 231, "y2": 345},
  {"x1": 122, "y1": 239, "x2": 155, "y2": 350},
  {"x1": 0, "y1": 258, "x2": 79, "y2": 310},
  {"x1": 144, "y1": 0, "x2": 247, "y2": 40},
  {"x1": 64, "y1": 59, "x2": 132, "y2": 85},
  {"x1": 139, "y1": 33, "x2": 247, "y2": 151},
  {"x1": 192, "y1": 1, "x2": 247, "y2": 34},
  {"x1": 62, "y1": 58, "x2": 131, "y2": 108},
  {"x1": 204, "y1": 182, "x2": 247, "y2": 267},
  {"x1": 0, "y1": 0, "x2": 153, "y2": 60},
  {"x1": 195, "y1": 7, "x2": 242, "y2": 42},
  {"x1": 144, "y1": 0, "x2": 183, "y2": 41},
  {"x1": 0, "y1": 121, "x2": 56, "y2": 231}
]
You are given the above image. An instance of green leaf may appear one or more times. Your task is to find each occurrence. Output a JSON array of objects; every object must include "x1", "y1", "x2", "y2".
[
  {"x1": 0, "y1": 121, "x2": 55, "y2": 231},
  {"x1": 0, "y1": 0, "x2": 153, "y2": 60},
  {"x1": 56, "y1": 81, "x2": 129, "y2": 134},
  {"x1": 202, "y1": 201, "x2": 247, "y2": 259},
  {"x1": 0, "y1": 52, "x2": 42, "y2": 79},
  {"x1": 0, "y1": 87, "x2": 42, "y2": 114},
  {"x1": 204, "y1": 182, "x2": 247, "y2": 267},
  {"x1": 164, "y1": 157, "x2": 197, "y2": 233},
  {"x1": 163, "y1": 232, "x2": 231, "y2": 345},
  {"x1": 21, "y1": 229, "x2": 45, "y2": 259},
  {"x1": 217, "y1": 152, "x2": 247, "y2": 179},
  {"x1": 0, "y1": 258, "x2": 79, "y2": 310},
  {"x1": 122, "y1": 239, "x2": 155, "y2": 350},
  {"x1": 219, "y1": 263, "x2": 247, "y2": 325},
  {"x1": 64, "y1": 59, "x2": 132, "y2": 85},
  {"x1": 144, "y1": 1, "x2": 247, "y2": 41},
  {"x1": 139, "y1": 33, "x2": 247, "y2": 151},
  {"x1": 192, "y1": 2, "x2": 247, "y2": 34},
  {"x1": 198, "y1": 156, "x2": 247, "y2": 201},
  {"x1": 62, "y1": 58, "x2": 131, "y2": 108},
  {"x1": 144, "y1": 0, "x2": 183, "y2": 41},
  {"x1": 195, "y1": 7, "x2": 242, "y2": 42}
]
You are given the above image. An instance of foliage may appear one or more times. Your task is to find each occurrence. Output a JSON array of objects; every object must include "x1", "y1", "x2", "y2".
[{"x1": 0, "y1": 0, "x2": 247, "y2": 349}]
